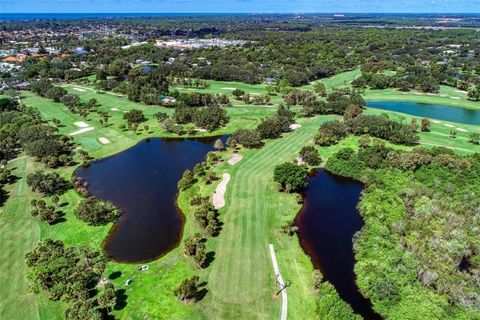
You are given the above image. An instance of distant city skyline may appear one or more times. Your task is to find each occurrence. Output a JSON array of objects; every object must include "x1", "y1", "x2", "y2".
[{"x1": 2, "y1": 0, "x2": 480, "y2": 14}]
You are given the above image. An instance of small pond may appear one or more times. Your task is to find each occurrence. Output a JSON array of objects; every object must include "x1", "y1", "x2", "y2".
[
  {"x1": 76, "y1": 136, "x2": 226, "y2": 263},
  {"x1": 296, "y1": 169, "x2": 381, "y2": 320},
  {"x1": 367, "y1": 101, "x2": 480, "y2": 125}
]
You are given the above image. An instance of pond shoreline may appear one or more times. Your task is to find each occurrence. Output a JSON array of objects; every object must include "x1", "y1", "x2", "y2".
[
  {"x1": 367, "y1": 101, "x2": 480, "y2": 125},
  {"x1": 295, "y1": 168, "x2": 381, "y2": 320},
  {"x1": 76, "y1": 136, "x2": 227, "y2": 263}
]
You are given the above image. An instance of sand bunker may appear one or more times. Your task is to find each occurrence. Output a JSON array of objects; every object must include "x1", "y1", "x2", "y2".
[
  {"x1": 74, "y1": 121, "x2": 90, "y2": 128},
  {"x1": 289, "y1": 124, "x2": 301, "y2": 131},
  {"x1": 70, "y1": 127, "x2": 94, "y2": 136},
  {"x1": 73, "y1": 87, "x2": 86, "y2": 92},
  {"x1": 431, "y1": 120, "x2": 441, "y2": 124},
  {"x1": 98, "y1": 137, "x2": 110, "y2": 144},
  {"x1": 444, "y1": 124, "x2": 455, "y2": 128},
  {"x1": 455, "y1": 90, "x2": 467, "y2": 94},
  {"x1": 111, "y1": 108, "x2": 120, "y2": 111},
  {"x1": 222, "y1": 87, "x2": 237, "y2": 90},
  {"x1": 228, "y1": 154, "x2": 243, "y2": 166},
  {"x1": 456, "y1": 128, "x2": 467, "y2": 132},
  {"x1": 213, "y1": 173, "x2": 230, "y2": 209}
]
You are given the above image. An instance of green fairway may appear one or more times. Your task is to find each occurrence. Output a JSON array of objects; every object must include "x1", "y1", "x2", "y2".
[
  {"x1": 196, "y1": 116, "x2": 333, "y2": 319},
  {"x1": 2, "y1": 70, "x2": 480, "y2": 320}
]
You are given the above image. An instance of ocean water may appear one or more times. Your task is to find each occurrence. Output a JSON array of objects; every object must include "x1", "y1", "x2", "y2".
[
  {"x1": 0, "y1": 12, "x2": 249, "y2": 21},
  {"x1": 2, "y1": 12, "x2": 478, "y2": 21}
]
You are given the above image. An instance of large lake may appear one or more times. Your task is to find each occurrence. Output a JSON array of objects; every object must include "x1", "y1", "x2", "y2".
[
  {"x1": 296, "y1": 169, "x2": 381, "y2": 320},
  {"x1": 367, "y1": 101, "x2": 480, "y2": 125},
  {"x1": 76, "y1": 136, "x2": 225, "y2": 263}
]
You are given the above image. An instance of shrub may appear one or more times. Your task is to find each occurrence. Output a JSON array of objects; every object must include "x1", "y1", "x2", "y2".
[
  {"x1": 75, "y1": 196, "x2": 121, "y2": 226},
  {"x1": 27, "y1": 171, "x2": 69, "y2": 195},
  {"x1": 273, "y1": 162, "x2": 308, "y2": 192},
  {"x1": 233, "y1": 129, "x2": 263, "y2": 148},
  {"x1": 299, "y1": 146, "x2": 322, "y2": 166},
  {"x1": 315, "y1": 121, "x2": 347, "y2": 146}
]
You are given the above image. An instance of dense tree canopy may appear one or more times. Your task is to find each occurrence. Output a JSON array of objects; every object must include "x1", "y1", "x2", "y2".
[
  {"x1": 25, "y1": 238, "x2": 107, "y2": 302},
  {"x1": 326, "y1": 146, "x2": 480, "y2": 319}
]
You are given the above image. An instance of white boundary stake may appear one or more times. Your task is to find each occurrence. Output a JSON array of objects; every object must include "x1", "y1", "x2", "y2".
[{"x1": 269, "y1": 244, "x2": 288, "y2": 320}]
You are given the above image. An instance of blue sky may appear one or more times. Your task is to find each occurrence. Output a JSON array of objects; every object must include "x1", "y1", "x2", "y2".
[{"x1": 2, "y1": 0, "x2": 480, "y2": 13}]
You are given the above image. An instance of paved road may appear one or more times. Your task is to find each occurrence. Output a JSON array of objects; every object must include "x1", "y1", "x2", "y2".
[{"x1": 269, "y1": 244, "x2": 288, "y2": 320}]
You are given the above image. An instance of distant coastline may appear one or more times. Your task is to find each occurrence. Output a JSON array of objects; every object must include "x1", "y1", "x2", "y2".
[
  {"x1": 0, "y1": 12, "x2": 253, "y2": 21},
  {"x1": 1, "y1": 12, "x2": 479, "y2": 21}
]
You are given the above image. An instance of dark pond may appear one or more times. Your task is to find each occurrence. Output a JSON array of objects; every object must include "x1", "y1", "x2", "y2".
[
  {"x1": 296, "y1": 169, "x2": 381, "y2": 320},
  {"x1": 76, "y1": 136, "x2": 225, "y2": 263},
  {"x1": 367, "y1": 101, "x2": 480, "y2": 125}
]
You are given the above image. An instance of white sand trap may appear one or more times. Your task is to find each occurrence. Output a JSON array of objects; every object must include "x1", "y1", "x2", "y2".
[
  {"x1": 213, "y1": 173, "x2": 230, "y2": 209},
  {"x1": 228, "y1": 154, "x2": 243, "y2": 166},
  {"x1": 456, "y1": 128, "x2": 467, "y2": 132},
  {"x1": 297, "y1": 157, "x2": 305, "y2": 165},
  {"x1": 431, "y1": 120, "x2": 441, "y2": 124},
  {"x1": 69, "y1": 127, "x2": 94, "y2": 136},
  {"x1": 444, "y1": 124, "x2": 455, "y2": 128},
  {"x1": 98, "y1": 137, "x2": 110, "y2": 144},
  {"x1": 73, "y1": 87, "x2": 86, "y2": 92},
  {"x1": 440, "y1": 94, "x2": 448, "y2": 97},
  {"x1": 451, "y1": 97, "x2": 461, "y2": 100},
  {"x1": 111, "y1": 108, "x2": 120, "y2": 111},
  {"x1": 74, "y1": 121, "x2": 90, "y2": 128},
  {"x1": 455, "y1": 90, "x2": 467, "y2": 94},
  {"x1": 413, "y1": 92, "x2": 423, "y2": 95},
  {"x1": 289, "y1": 124, "x2": 301, "y2": 131},
  {"x1": 195, "y1": 128, "x2": 207, "y2": 132},
  {"x1": 222, "y1": 87, "x2": 237, "y2": 90}
]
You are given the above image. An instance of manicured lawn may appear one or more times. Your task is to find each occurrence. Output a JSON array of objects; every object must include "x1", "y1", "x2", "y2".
[
  {"x1": 301, "y1": 69, "x2": 362, "y2": 91},
  {"x1": 2, "y1": 71, "x2": 479, "y2": 320}
]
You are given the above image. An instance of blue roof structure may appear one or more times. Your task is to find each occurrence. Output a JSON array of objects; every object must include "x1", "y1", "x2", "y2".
[{"x1": 72, "y1": 49, "x2": 88, "y2": 55}]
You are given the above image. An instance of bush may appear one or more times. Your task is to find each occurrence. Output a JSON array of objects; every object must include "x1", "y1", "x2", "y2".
[
  {"x1": 27, "y1": 171, "x2": 69, "y2": 195},
  {"x1": 315, "y1": 120, "x2": 348, "y2": 146},
  {"x1": 75, "y1": 196, "x2": 121, "y2": 226},
  {"x1": 257, "y1": 117, "x2": 288, "y2": 139},
  {"x1": 123, "y1": 109, "x2": 146, "y2": 125},
  {"x1": 299, "y1": 146, "x2": 322, "y2": 166},
  {"x1": 273, "y1": 162, "x2": 308, "y2": 192},
  {"x1": 192, "y1": 106, "x2": 228, "y2": 131},
  {"x1": 178, "y1": 169, "x2": 195, "y2": 190},
  {"x1": 174, "y1": 276, "x2": 201, "y2": 302},
  {"x1": 233, "y1": 129, "x2": 263, "y2": 148},
  {"x1": 316, "y1": 282, "x2": 362, "y2": 320}
]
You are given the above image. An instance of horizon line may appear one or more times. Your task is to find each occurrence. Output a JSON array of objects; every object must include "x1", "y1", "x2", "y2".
[{"x1": 2, "y1": 12, "x2": 480, "y2": 14}]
